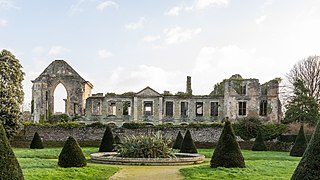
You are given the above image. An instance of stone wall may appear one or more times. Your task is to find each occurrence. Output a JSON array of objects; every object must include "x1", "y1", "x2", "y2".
[{"x1": 19, "y1": 126, "x2": 223, "y2": 143}]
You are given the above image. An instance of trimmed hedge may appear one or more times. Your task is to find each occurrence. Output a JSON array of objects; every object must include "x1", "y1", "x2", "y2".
[
  {"x1": 252, "y1": 128, "x2": 267, "y2": 151},
  {"x1": 210, "y1": 120, "x2": 245, "y2": 168},
  {"x1": 290, "y1": 125, "x2": 307, "y2": 157},
  {"x1": 172, "y1": 131, "x2": 183, "y2": 150},
  {"x1": 30, "y1": 132, "x2": 44, "y2": 149},
  {"x1": 291, "y1": 120, "x2": 320, "y2": 179},
  {"x1": 0, "y1": 123, "x2": 24, "y2": 179},
  {"x1": 180, "y1": 130, "x2": 197, "y2": 153},
  {"x1": 114, "y1": 135, "x2": 122, "y2": 145},
  {"x1": 99, "y1": 126, "x2": 115, "y2": 152},
  {"x1": 58, "y1": 136, "x2": 87, "y2": 168}
]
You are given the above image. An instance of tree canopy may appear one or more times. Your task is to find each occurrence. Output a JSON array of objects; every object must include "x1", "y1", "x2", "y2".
[
  {"x1": 287, "y1": 56, "x2": 320, "y2": 103},
  {"x1": 0, "y1": 50, "x2": 24, "y2": 138},
  {"x1": 283, "y1": 80, "x2": 320, "y2": 125}
]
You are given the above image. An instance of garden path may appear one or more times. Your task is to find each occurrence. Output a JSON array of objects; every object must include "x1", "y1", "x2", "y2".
[{"x1": 109, "y1": 162, "x2": 207, "y2": 180}]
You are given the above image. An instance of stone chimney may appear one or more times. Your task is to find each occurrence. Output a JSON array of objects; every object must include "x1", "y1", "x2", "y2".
[{"x1": 186, "y1": 76, "x2": 192, "y2": 95}]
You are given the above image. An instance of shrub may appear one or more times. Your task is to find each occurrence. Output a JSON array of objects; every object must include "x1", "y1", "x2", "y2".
[
  {"x1": 87, "y1": 122, "x2": 106, "y2": 128},
  {"x1": 114, "y1": 135, "x2": 122, "y2": 145},
  {"x1": 291, "y1": 121, "x2": 320, "y2": 179},
  {"x1": 172, "y1": 131, "x2": 183, "y2": 149},
  {"x1": 210, "y1": 120, "x2": 245, "y2": 168},
  {"x1": 30, "y1": 132, "x2": 44, "y2": 149},
  {"x1": 58, "y1": 136, "x2": 87, "y2": 168},
  {"x1": 290, "y1": 125, "x2": 307, "y2": 157},
  {"x1": 0, "y1": 123, "x2": 24, "y2": 179},
  {"x1": 252, "y1": 128, "x2": 267, "y2": 151},
  {"x1": 233, "y1": 117, "x2": 261, "y2": 140},
  {"x1": 122, "y1": 122, "x2": 146, "y2": 129},
  {"x1": 180, "y1": 130, "x2": 197, "y2": 153},
  {"x1": 56, "y1": 122, "x2": 84, "y2": 129},
  {"x1": 99, "y1": 126, "x2": 114, "y2": 152},
  {"x1": 260, "y1": 123, "x2": 287, "y2": 141},
  {"x1": 116, "y1": 132, "x2": 174, "y2": 158}
]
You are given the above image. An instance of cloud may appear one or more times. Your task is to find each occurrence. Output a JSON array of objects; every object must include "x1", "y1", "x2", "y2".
[
  {"x1": 255, "y1": 15, "x2": 267, "y2": 24},
  {"x1": 191, "y1": 45, "x2": 276, "y2": 94},
  {"x1": 194, "y1": 0, "x2": 229, "y2": 9},
  {"x1": 125, "y1": 17, "x2": 146, "y2": 30},
  {"x1": 96, "y1": 1, "x2": 118, "y2": 11},
  {"x1": 0, "y1": 19, "x2": 7, "y2": 27},
  {"x1": 142, "y1": 35, "x2": 161, "y2": 42},
  {"x1": 0, "y1": 0, "x2": 18, "y2": 9},
  {"x1": 164, "y1": 26, "x2": 202, "y2": 44},
  {"x1": 48, "y1": 46, "x2": 67, "y2": 55},
  {"x1": 103, "y1": 65, "x2": 184, "y2": 93},
  {"x1": 165, "y1": 6, "x2": 183, "y2": 16},
  {"x1": 32, "y1": 46, "x2": 46, "y2": 55},
  {"x1": 98, "y1": 49, "x2": 113, "y2": 59}
]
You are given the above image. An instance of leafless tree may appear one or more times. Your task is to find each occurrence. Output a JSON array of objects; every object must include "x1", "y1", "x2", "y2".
[{"x1": 286, "y1": 56, "x2": 320, "y2": 102}]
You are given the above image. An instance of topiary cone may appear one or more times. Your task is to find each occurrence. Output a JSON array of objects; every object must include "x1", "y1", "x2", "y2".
[
  {"x1": 180, "y1": 130, "x2": 197, "y2": 153},
  {"x1": 291, "y1": 121, "x2": 320, "y2": 179},
  {"x1": 252, "y1": 128, "x2": 267, "y2": 151},
  {"x1": 30, "y1": 132, "x2": 44, "y2": 149},
  {"x1": 0, "y1": 123, "x2": 24, "y2": 179},
  {"x1": 210, "y1": 120, "x2": 245, "y2": 168},
  {"x1": 99, "y1": 126, "x2": 115, "y2": 152},
  {"x1": 172, "y1": 131, "x2": 184, "y2": 150},
  {"x1": 58, "y1": 136, "x2": 87, "y2": 168},
  {"x1": 290, "y1": 125, "x2": 307, "y2": 157},
  {"x1": 114, "y1": 135, "x2": 122, "y2": 145}
]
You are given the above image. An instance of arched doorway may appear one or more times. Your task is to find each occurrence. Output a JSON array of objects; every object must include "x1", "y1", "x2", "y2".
[{"x1": 53, "y1": 83, "x2": 67, "y2": 114}]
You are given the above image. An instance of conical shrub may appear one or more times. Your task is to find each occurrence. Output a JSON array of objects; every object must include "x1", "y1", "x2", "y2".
[
  {"x1": 180, "y1": 130, "x2": 197, "y2": 153},
  {"x1": 210, "y1": 120, "x2": 245, "y2": 168},
  {"x1": 99, "y1": 126, "x2": 115, "y2": 152},
  {"x1": 114, "y1": 135, "x2": 122, "y2": 145},
  {"x1": 30, "y1": 132, "x2": 44, "y2": 149},
  {"x1": 172, "y1": 131, "x2": 183, "y2": 149},
  {"x1": 252, "y1": 128, "x2": 267, "y2": 151},
  {"x1": 291, "y1": 121, "x2": 320, "y2": 179},
  {"x1": 290, "y1": 125, "x2": 307, "y2": 157},
  {"x1": 58, "y1": 136, "x2": 87, "y2": 168},
  {"x1": 0, "y1": 123, "x2": 24, "y2": 179}
]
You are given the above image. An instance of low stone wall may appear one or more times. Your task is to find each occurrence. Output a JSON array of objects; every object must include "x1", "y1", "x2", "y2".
[{"x1": 17, "y1": 126, "x2": 223, "y2": 143}]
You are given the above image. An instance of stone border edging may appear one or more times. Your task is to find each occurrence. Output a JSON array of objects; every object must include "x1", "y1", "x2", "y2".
[{"x1": 90, "y1": 152, "x2": 205, "y2": 166}]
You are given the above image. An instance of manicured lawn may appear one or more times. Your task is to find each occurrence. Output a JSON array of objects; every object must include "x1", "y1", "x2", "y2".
[
  {"x1": 14, "y1": 147, "x2": 118, "y2": 180},
  {"x1": 181, "y1": 149, "x2": 301, "y2": 180}
]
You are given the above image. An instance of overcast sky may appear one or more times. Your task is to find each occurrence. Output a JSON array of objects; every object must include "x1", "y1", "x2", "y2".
[{"x1": 1, "y1": 0, "x2": 320, "y2": 112}]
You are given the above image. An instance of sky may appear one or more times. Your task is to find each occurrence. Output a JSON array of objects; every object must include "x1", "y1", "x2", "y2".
[{"x1": 1, "y1": 0, "x2": 320, "y2": 112}]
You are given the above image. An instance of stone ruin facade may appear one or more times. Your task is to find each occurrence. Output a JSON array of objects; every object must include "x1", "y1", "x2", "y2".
[
  {"x1": 32, "y1": 60, "x2": 282, "y2": 126},
  {"x1": 31, "y1": 60, "x2": 93, "y2": 123}
]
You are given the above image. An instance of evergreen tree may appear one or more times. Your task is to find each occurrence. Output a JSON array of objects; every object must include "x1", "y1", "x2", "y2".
[
  {"x1": 180, "y1": 130, "x2": 197, "y2": 153},
  {"x1": 0, "y1": 123, "x2": 24, "y2": 179},
  {"x1": 30, "y1": 132, "x2": 44, "y2": 149},
  {"x1": 283, "y1": 80, "x2": 320, "y2": 126},
  {"x1": 290, "y1": 125, "x2": 308, "y2": 157},
  {"x1": 99, "y1": 126, "x2": 115, "y2": 152},
  {"x1": 291, "y1": 121, "x2": 320, "y2": 179},
  {"x1": 0, "y1": 50, "x2": 24, "y2": 139},
  {"x1": 114, "y1": 135, "x2": 122, "y2": 145},
  {"x1": 210, "y1": 120, "x2": 245, "y2": 168},
  {"x1": 58, "y1": 136, "x2": 87, "y2": 168},
  {"x1": 252, "y1": 128, "x2": 267, "y2": 151},
  {"x1": 172, "y1": 131, "x2": 183, "y2": 149}
]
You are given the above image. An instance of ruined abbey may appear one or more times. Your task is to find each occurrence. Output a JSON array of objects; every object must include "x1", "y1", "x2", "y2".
[{"x1": 32, "y1": 60, "x2": 282, "y2": 126}]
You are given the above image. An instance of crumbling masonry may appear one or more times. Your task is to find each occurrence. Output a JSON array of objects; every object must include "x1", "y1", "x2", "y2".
[{"x1": 32, "y1": 60, "x2": 282, "y2": 125}]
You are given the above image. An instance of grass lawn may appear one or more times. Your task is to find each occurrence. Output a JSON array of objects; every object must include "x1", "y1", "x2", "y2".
[
  {"x1": 180, "y1": 149, "x2": 301, "y2": 180},
  {"x1": 14, "y1": 147, "x2": 118, "y2": 180}
]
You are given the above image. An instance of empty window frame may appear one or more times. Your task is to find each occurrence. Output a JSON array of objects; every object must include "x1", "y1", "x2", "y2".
[
  {"x1": 92, "y1": 100, "x2": 101, "y2": 115},
  {"x1": 238, "y1": 101, "x2": 246, "y2": 116},
  {"x1": 108, "y1": 102, "x2": 116, "y2": 116},
  {"x1": 123, "y1": 101, "x2": 131, "y2": 116},
  {"x1": 144, "y1": 101, "x2": 153, "y2": 116},
  {"x1": 165, "y1": 101, "x2": 173, "y2": 117},
  {"x1": 210, "y1": 102, "x2": 219, "y2": 117},
  {"x1": 196, "y1": 102, "x2": 204, "y2": 116},
  {"x1": 180, "y1": 102, "x2": 188, "y2": 117},
  {"x1": 259, "y1": 100, "x2": 268, "y2": 116},
  {"x1": 240, "y1": 84, "x2": 246, "y2": 95}
]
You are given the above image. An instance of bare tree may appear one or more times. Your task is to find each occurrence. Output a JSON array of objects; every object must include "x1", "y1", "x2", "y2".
[{"x1": 286, "y1": 56, "x2": 320, "y2": 102}]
